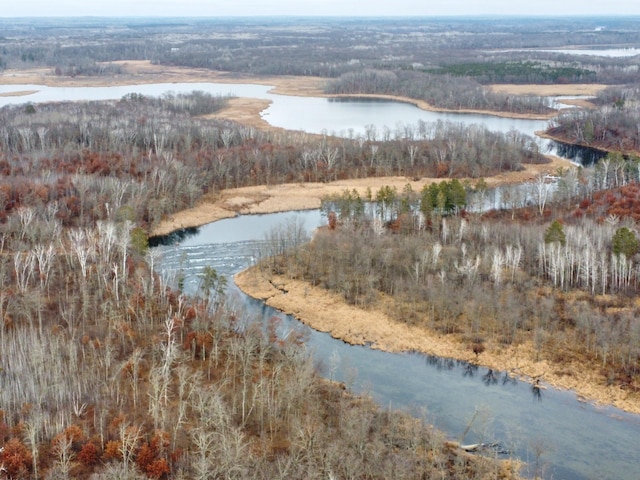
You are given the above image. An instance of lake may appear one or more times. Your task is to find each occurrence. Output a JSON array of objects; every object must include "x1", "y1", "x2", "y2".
[
  {"x1": 495, "y1": 47, "x2": 640, "y2": 58},
  {"x1": 0, "y1": 81, "x2": 551, "y2": 137},
  {"x1": 1, "y1": 81, "x2": 581, "y2": 166}
]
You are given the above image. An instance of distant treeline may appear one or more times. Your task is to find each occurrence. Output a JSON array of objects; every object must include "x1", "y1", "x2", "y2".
[
  {"x1": 2, "y1": 17, "x2": 640, "y2": 85},
  {"x1": 434, "y1": 61, "x2": 597, "y2": 84},
  {"x1": 325, "y1": 69, "x2": 554, "y2": 115}
]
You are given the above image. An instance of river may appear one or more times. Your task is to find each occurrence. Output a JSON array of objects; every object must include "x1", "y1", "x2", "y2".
[
  {"x1": 3, "y1": 81, "x2": 632, "y2": 478},
  {"x1": 149, "y1": 210, "x2": 640, "y2": 480}
]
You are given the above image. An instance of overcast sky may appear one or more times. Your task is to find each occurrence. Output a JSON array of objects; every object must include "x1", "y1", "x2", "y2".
[{"x1": 3, "y1": 0, "x2": 640, "y2": 17}]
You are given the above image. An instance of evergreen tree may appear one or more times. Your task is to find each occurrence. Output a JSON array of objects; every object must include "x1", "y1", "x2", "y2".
[
  {"x1": 544, "y1": 220, "x2": 566, "y2": 246},
  {"x1": 612, "y1": 227, "x2": 639, "y2": 258}
]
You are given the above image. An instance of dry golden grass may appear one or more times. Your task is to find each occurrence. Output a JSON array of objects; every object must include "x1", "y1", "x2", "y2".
[
  {"x1": 235, "y1": 269, "x2": 640, "y2": 414},
  {"x1": 0, "y1": 89, "x2": 38, "y2": 97},
  {"x1": 151, "y1": 156, "x2": 573, "y2": 236},
  {"x1": 490, "y1": 83, "x2": 607, "y2": 96}
]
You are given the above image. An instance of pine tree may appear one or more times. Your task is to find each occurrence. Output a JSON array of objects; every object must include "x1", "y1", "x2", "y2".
[
  {"x1": 544, "y1": 220, "x2": 566, "y2": 246},
  {"x1": 612, "y1": 227, "x2": 638, "y2": 258}
]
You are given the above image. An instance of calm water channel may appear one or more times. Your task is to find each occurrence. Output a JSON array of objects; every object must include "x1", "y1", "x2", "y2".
[
  {"x1": 149, "y1": 210, "x2": 640, "y2": 480},
  {"x1": 4, "y1": 82, "x2": 635, "y2": 478}
]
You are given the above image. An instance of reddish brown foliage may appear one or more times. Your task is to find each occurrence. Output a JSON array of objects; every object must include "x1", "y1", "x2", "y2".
[
  {"x1": 184, "y1": 330, "x2": 213, "y2": 359},
  {"x1": 77, "y1": 441, "x2": 99, "y2": 467},
  {"x1": 102, "y1": 440, "x2": 122, "y2": 461},
  {"x1": 1, "y1": 438, "x2": 32, "y2": 478},
  {"x1": 136, "y1": 432, "x2": 172, "y2": 479},
  {"x1": 577, "y1": 184, "x2": 640, "y2": 222},
  {"x1": 327, "y1": 211, "x2": 337, "y2": 230}
]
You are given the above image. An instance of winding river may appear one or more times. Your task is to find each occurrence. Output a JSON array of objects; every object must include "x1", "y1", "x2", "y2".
[
  {"x1": 150, "y1": 210, "x2": 640, "y2": 480},
  {"x1": 3, "y1": 81, "x2": 634, "y2": 478}
]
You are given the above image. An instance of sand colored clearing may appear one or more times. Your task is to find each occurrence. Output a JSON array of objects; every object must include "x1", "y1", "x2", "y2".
[
  {"x1": 204, "y1": 97, "x2": 274, "y2": 130},
  {"x1": 152, "y1": 155, "x2": 573, "y2": 236},
  {"x1": 490, "y1": 83, "x2": 607, "y2": 97},
  {"x1": 0, "y1": 89, "x2": 38, "y2": 97},
  {"x1": 0, "y1": 60, "x2": 328, "y2": 94},
  {"x1": 235, "y1": 269, "x2": 640, "y2": 414}
]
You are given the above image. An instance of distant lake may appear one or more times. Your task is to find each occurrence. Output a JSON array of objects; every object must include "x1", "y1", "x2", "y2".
[
  {"x1": 0, "y1": 81, "x2": 552, "y2": 136},
  {"x1": 0, "y1": 81, "x2": 565, "y2": 157},
  {"x1": 499, "y1": 47, "x2": 640, "y2": 58},
  {"x1": 539, "y1": 47, "x2": 640, "y2": 57}
]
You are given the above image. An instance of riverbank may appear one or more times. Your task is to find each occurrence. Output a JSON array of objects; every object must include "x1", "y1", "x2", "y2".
[
  {"x1": 234, "y1": 268, "x2": 640, "y2": 415},
  {"x1": 538, "y1": 130, "x2": 640, "y2": 158},
  {"x1": 151, "y1": 155, "x2": 572, "y2": 236}
]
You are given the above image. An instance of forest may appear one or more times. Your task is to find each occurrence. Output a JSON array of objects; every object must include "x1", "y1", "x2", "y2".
[
  {"x1": 546, "y1": 84, "x2": 640, "y2": 153},
  {"x1": 0, "y1": 93, "x2": 541, "y2": 229},
  {"x1": 0, "y1": 93, "x2": 535, "y2": 478},
  {"x1": 1, "y1": 14, "x2": 640, "y2": 480}
]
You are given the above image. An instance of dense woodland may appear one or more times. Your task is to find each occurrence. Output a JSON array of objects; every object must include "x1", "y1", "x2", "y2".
[
  {"x1": 324, "y1": 70, "x2": 554, "y2": 115},
  {"x1": 546, "y1": 84, "x2": 640, "y2": 153},
  {"x1": 1, "y1": 202, "x2": 522, "y2": 479},
  {"x1": 0, "y1": 94, "x2": 541, "y2": 229}
]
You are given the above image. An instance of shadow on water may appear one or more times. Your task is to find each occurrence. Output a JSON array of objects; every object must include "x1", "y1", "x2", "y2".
[
  {"x1": 548, "y1": 139, "x2": 609, "y2": 166},
  {"x1": 148, "y1": 226, "x2": 199, "y2": 247},
  {"x1": 531, "y1": 379, "x2": 545, "y2": 402}
]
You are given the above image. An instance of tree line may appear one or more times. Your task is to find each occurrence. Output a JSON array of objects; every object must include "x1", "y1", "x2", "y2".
[
  {"x1": 325, "y1": 69, "x2": 555, "y2": 115},
  {"x1": 546, "y1": 83, "x2": 640, "y2": 153}
]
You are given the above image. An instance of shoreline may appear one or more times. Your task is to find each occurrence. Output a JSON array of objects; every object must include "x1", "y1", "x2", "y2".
[
  {"x1": 234, "y1": 268, "x2": 640, "y2": 415},
  {"x1": 538, "y1": 130, "x2": 640, "y2": 158},
  {"x1": 150, "y1": 155, "x2": 572, "y2": 236},
  {"x1": 326, "y1": 92, "x2": 557, "y2": 120}
]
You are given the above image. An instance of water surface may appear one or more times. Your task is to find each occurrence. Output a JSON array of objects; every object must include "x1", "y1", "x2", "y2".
[{"x1": 152, "y1": 210, "x2": 640, "y2": 480}]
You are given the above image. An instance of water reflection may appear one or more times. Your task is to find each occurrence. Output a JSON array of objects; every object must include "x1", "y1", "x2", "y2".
[
  {"x1": 550, "y1": 140, "x2": 608, "y2": 166},
  {"x1": 427, "y1": 356, "x2": 533, "y2": 398},
  {"x1": 482, "y1": 368, "x2": 499, "y2": 386},
  {"x1": 503, "y1": 372, "x2": 518, "y2": 387},
  {"x1": 148, "y1": 226, "x2": 199, "y2": 247},
  {"x1": 532, "y1": 379, "x2": 545, "y2": 402},
  {"x1": 426, "y1": 354, "x2": 456, "y2": 371}
]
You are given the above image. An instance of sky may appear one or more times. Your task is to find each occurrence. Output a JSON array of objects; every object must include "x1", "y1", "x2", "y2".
[{"x1": 3, "y1": 0, "x2": 640, "y2": 18}]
